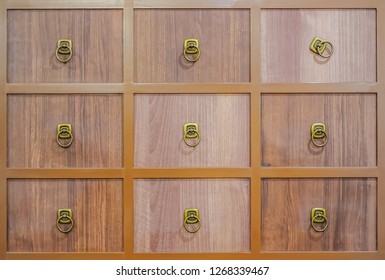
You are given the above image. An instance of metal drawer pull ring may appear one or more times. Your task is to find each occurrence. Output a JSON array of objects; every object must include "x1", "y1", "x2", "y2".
[
  {"x1": 183, "y1": 209, "x2": 201, "y2": 233},
  {"x1": 57, "y1": 124, "x2": 73, "y2": 148},
  {"x1": 183, "y1": 39, "x2": 201, "y2": 62},
  {"x1": 309, "y1": 37, "x2": 334, "y2": 59},
  {"x1": 56, "y1": 39, "x2": 73, "y2": 63},
  {"x1": 183, "y1": 123, "x2": 201, "y2": 147},
  {"x1": 56, "y1": 209, "x2": 74, "y2": 233},
  {"x1": 310, "y1": 123, "x2": 328, "y2": 147},
  {"x1": 311, "y1": 213, "x2": 328, "y2": 232}
]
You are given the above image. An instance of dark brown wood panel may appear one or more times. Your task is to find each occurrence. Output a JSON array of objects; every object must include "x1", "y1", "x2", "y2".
[
  {"x1": 261, "y1": 93, "x2": 377, "y2": 167},
  {"x1": 261, "y1": 178, "x2": 377, "y2": 252},
  {"x1": 7, "y1": 94, "x2": 123, "y2": 168},
  {"x1": 134, "y1": 179, "x2": 250, "y2": 253},
  {"x1": 7, "y1": 9, "x2": 123, "y2": 83},
  {"x1": 134, "y1": 9, "x2": 250, "y2": 83},
  {"x1": 7, "y1": 179, "x2": 123, "y2": 252}
]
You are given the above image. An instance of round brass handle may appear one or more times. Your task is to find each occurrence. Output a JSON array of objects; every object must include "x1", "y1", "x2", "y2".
[
  {"x1": 316, "y1": 41, "x2": 333, "y2": 59},
  {"x1": 183, "y1": 129, "x2": 201, "y2": 147},
  {"x1": 311, "y1": 214, "x2": 328, "y2": 232},
  {"x1": 183, "y1": 215, "x2": 201, "y2": 233},
  {"x1": 311, "y1": 129, "x2": 328, "y2": 147},
  {"x1": 183, "y1": 45, "x2": 201, "y2": 62},
  {"x1": 56, "y1": 215, "x2": 74, "y2": 233},
  {"x1": 57, "y1": 130, "x2": 73, "y2": 148},
  {"x1": 56, "y1": 45, "x2": 73, "y2": 63}
]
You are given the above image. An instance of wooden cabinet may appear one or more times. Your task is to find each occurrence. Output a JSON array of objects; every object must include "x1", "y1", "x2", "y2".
[{"x1": 0, "y1": 0, "x2": 383, "y2": 260}]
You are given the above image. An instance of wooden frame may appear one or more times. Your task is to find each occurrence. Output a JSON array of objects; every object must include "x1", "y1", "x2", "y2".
[{"x1": 0, "y1": 0, "x2": 384, "y2": 260}]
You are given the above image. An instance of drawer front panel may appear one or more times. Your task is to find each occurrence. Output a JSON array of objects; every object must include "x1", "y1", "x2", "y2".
[
  {"x1": 261, "y1": 9, "x2": 376, "y2": 83},
  {"x1": 261, "y1": 178, "x2": 377, "y2": 252},
  {"x1": 7, "y1": 9, "x2": 123, "y2": 83},
  {"x1": 261, "y1": 93, "x2": 376, "y2": 167},
  {"x1": 134, "y1": 9, "x2": 250, "y2": 83},
  {"x1": 135, "y1": 94, "x2": 250, "y2": 167},
  {"x1": 134, "y1": 179, "x2": 250, "y2": 253},
  {"x1": 7, "y1": 94, "x2": 123, "y2": 168},
  {"x1": 7, "y1": 179, "x2": 123, "y2": 252}
]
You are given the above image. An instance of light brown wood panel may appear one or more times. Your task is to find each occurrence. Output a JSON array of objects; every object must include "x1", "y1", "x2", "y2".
[
  {"x1": 7, "y1": 9, "x2": 123, "y2": 83},
  {"x1": 7, "y1": 94, "x2": 123, "y2": 168},
  {"x1": 261, "y1": 178, "x2": 377, "y2": 251},
  {"x1": 261, "y1": 93, "x2": 377, "y2": 167},
  {"x1": 134, "y1": 94, "x2": 250, "y2": 167},
  {"x1": 134, "y1": 179, "x2": 250, "y2": 253},
  {"x1": 7, "y1": 179, "x2": 123, "y2": 252},
  {"x1": 134, "y1": 9, "x2": 250, "y2": 83},
  {"x1": 261, "y1": 9, "x2": 376, "y2": 83}
]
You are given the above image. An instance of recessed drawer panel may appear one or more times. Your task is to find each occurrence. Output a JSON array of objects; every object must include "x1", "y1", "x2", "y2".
[
  {"x1": 261, "y1": 178, "x2": 377, "y2": 252},
  {"x1": 134, "y1": 9, "x2": 250, "y2": 83},
  {"x1": 7, "y1": 179, "x2": 123, "y2": 252},
  {"x1": 7, "y1": 9, "x2": 123, "y2": 83},
  {"x1": 7, "y1": 94, "x2": 123, "y2": 168},
  {"x1": 261, "y1": 93, "x2": 376, "y2": 167},
  {"x1": 134, "y1": 94, "x2": 250, "y2": 167},
  {"x1": 261, "y1": 9, "x2": 376, "y2": 83},
  {"x1": 134, "y1": 179, "x2": 250, "y2": 253}
]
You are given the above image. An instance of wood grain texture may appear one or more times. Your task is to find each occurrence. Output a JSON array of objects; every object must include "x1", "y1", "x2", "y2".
[
  {"x1": 261, "y1": 9, "x2": 376, "y2": 83},
  {"x1": 7, "y1": 9, "x2": 123, "y2": 83},
  {"x1": 7, "y1": 94, "x2": 123, "y2": 168},
  {"x1": 261, "y1": 93, "x2": 377, "y2": 167},
  {"x1": 261, "y1": 178, "x2": 377, "y2": 252},
  {"x1": 134, "y1": 9, "x2": 250, "y2": 83},
  {"x1": 134, "y1": 94, "x2": 250, "y2": 167},
  {"x1": 134, "y1": 179, "x2": 250, "y2": 253},
  {"x1": 7, "y1": 179, "x2": 123, "y2": 252}
]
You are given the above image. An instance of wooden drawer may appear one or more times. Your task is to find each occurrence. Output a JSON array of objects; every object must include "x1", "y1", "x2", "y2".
[
  {"x1": 7, "y1": 9, "x2": 123, "y2": 83},
  {"x1": 261, "y1": 178, "x2": 377, "y2": 252},
  {"x1": 7, "y1": 94, "x2": 123, "y2": 168},
  {"x1": 7, "y1": 179, "x2": 123, "y2": 252},
  {"x1": 134, "y1": 179, "x2": 250, "y2": 253},
  {"x1": 134, "y1": 94, "x2": 250, "y2": 167},
  {"x1": 134, "y1": 9, "x2": 250, "y2": 83},
  {"x1": 261, "y1": 9, "x2": 376, "y2": 83},
  {"x1": 261, "y1": 93, "x2": 376, "y2": 167}
]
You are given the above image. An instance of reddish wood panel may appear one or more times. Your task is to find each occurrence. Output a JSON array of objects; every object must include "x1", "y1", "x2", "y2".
[
  {"x1": 134, "y1": 9, "x2": 250, "y2": 83},
  {"x1": 7, "y1": 9, "x2": 123, "y2": 83},
  {"x1": 134, "y1": 179, "x2": 250, "y2": 253},
  {"x1": 261, "y1": 178, "x2": 377, "y2": 252},
  {"x1": 7, "y1": 94, "x2": 123, "y2": 168},
  {"x1": 7, "y1": 179, "x2": 123, "y2": 252},
  {"x1": 261, "y1": 93, "x2": 377, "y2": 167},
  {"x1": 134, "y1": 94, "x2": 250, "y2": 167},
  {"x1": 261, "y1": 9, "x2": 376, "y2": 83}
]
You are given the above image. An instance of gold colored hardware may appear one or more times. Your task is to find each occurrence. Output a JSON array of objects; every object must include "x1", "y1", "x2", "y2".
[
  {"x1": 56, "y1": 209, "x2": 74, "y2": 233},
  {"x1": 310, "y1": 123, "x2": 328, "y2": 147},
  {"x1": 183, "y1": 39, "x2": 201, "y2": 62},
  {"x1": 311, "y1": 207, "x2": 328, "y2": 232},
  {"x1": 309, "y1": 37, "x2": 334, "y2": 59},
  {"x1": 57, "y1": 124, "x2": 73, "y2": 148},
  {"x1": 56, "y1": 39, "x2": 73, "y2": 63},
  {"x1": 183, "y1": 208, "x2": 201, "y2": 233},
  {"x1": 183, "y1": 123, "x2": 201, "y2": 147}
]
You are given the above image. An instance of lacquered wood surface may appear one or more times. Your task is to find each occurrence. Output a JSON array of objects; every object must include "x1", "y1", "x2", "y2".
[
  {"x1": 7, "y1": 179, "x2": 123, "y2": 252},
  {"x1": 261, "y1": 93, "x2": 377, "y2": 167},
  {"x1": 134, "y1": 179, "x2": 250, "y2": 253},
  {"x1": 134, "y1": 94, "x2": 250, "y2": 167},
  {"x1": 7, "y1": 9, "x2": 123, "y2": 83},
  {"x1": 7, "y1": 94, "x2": 123, "y2": 168},
  {"x1": 261, "y1": 9, "x2": 376, "y2": 83},
  {"x1": 261, "y1": 178, "x2": 377, "y2": 251},
  {"x1": 134, "y1": 9, "x2": 250, "y2": 83}
]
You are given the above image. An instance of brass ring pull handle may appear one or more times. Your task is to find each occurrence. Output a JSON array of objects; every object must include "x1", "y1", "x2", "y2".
[
  {"x1": 183, "y1": 123, "x2": 201, "y2": 147},
  {"x1": 183, "y1": 208, "x2": 201, "y2": 233},
  {"x1": 311, "y1": 208, "x2": 328, "y2": 233},
  {"x1": 56, "y1": 39, "x2": 73, "y2": 63},
  {"x1": 57, "y1": 124, "x2": 73, "y2": 148},
  {"x1": 309, "y1": 37, "x2": 334, "y2": 59},
  {"x1": 310, "y1": 123, "x2": 328, "y2": 147},
  {"x1": 56, "y1": 209, "x2": 74, "y2": 234},
  {"x1": 183, "y1": 39, "x2": 201, "y2": 62}
]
